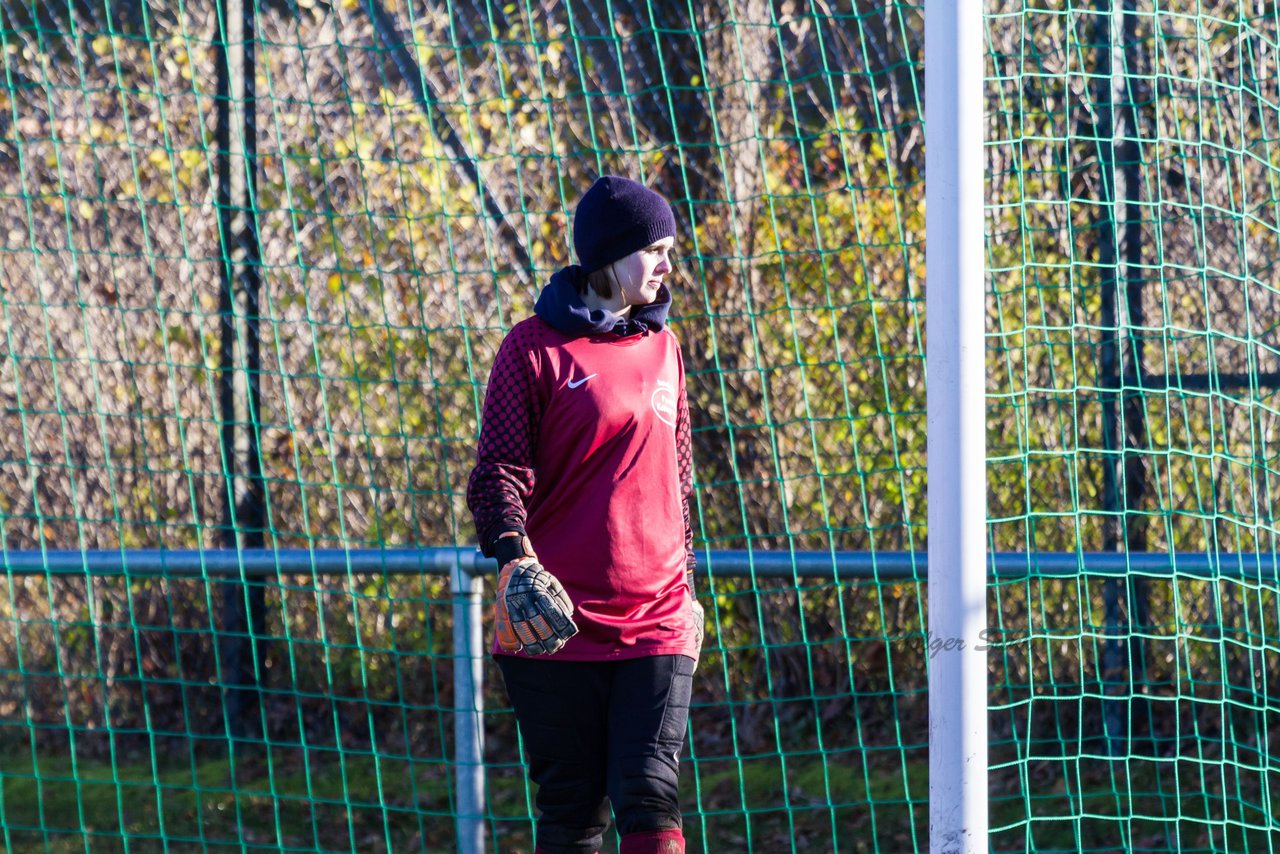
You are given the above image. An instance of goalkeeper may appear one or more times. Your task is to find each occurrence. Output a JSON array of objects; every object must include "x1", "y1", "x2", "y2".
[{"x1": 467, "y1": 175, "x2": 703, "y2": 854}]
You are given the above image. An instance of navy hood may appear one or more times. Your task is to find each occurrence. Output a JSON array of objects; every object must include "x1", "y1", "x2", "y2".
[{"x1": 534, "y1": 266, "x2": 671, "y2": 338}]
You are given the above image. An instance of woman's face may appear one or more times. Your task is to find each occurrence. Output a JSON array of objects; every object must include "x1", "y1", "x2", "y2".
[{"x1": 612, "y1": 236, "x2": 675, "y2": 308}]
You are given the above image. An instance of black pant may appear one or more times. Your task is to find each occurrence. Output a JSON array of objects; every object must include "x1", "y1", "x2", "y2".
[{"x1": 497, "y1": 654, "x2": 695, "y2": 854}]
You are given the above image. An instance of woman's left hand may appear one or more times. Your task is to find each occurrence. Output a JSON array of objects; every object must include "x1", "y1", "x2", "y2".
[{"x1": 690, "y1": 596, "x2": 705, "y2": 666}]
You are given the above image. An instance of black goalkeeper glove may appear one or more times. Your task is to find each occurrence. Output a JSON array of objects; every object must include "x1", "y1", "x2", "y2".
[{"x1": 496, "y1": 557, "x2": 578, "y2": 655}]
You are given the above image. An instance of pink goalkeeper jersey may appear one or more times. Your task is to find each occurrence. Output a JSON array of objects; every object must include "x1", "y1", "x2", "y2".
[{"x1": 469, "y1": 315, "x2": 698, "y2": 661}]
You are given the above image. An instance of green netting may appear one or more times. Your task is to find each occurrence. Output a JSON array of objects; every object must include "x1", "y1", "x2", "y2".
[
  {"x1": 985, "y1": 3, "x2": 1280, "y2": 851},
  {"x1": 1, "y1": 0, "x2": 1277, "y2": 851}
]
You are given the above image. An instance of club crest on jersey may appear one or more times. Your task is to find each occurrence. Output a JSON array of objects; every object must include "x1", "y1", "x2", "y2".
[{"x1": 651, "y1": 380, "x2": 677, "y2": 426}]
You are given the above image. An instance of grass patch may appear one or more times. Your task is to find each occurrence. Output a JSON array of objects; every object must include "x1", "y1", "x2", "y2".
[
  {"x1": 0, "y1": 744, "x2": 467, "y2": 852},
  {"x1": 1, "y1": 747, "x2": 1274, "y2": 852}
]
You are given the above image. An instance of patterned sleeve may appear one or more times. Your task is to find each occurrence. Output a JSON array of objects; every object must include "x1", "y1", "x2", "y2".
[
  {"x1": 466, "y1": 325, "x2": 543, "y2": 557},
  {"x1": 676, "y1": 347, "x2": 696, "y2": 577}
]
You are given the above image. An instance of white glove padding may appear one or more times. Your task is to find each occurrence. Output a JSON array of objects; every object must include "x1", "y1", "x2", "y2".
[
  {"x1": 496, "y1": 558, "x2": 578, "y2": 655},
  {"x1": 690, "y1": 596, "x2": 705, "y2": 665}
]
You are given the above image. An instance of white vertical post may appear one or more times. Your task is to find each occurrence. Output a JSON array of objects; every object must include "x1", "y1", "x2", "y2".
[
  {"x1": 451, "y1": 555, "x2": 486, "y2": 854},
  {"x1": 926, "y1": 2, "x2": 988, "y2": 853}
]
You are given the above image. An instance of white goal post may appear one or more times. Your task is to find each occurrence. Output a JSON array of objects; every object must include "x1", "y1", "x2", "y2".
[{"x1": 925, "y1": 1, "x2": 989, "y2": 852}]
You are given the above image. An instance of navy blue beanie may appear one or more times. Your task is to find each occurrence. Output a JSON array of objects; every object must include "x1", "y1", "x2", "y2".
[{"x1": 573, "y1": 176, "x2": 677, "y2": 273}]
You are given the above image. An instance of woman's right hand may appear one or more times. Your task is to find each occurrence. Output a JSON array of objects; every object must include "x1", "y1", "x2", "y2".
[{"x1": 495, "y1": 558, "x2": 579, "y2": 655}]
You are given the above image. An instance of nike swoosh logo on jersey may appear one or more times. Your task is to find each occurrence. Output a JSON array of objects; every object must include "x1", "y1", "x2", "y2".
[{"x1": 567, "y1": 373, "x2": 598, "y2": 389}]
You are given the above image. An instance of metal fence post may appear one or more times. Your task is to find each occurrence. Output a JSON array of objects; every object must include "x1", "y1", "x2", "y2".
[{"x1": 451, "y1": 553, "x2": 486, "y2": 854}]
